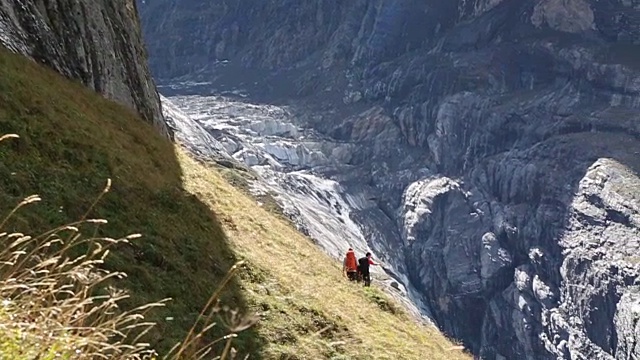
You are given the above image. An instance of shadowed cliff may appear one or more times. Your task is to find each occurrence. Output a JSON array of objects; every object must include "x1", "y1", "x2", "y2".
[{"x1": 0, "y1": 0, "x2": 170, "y2": 138}]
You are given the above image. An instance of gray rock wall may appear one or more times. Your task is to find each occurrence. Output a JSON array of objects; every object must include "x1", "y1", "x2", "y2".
[
  {"x1": 139, "y1": 0, "x2": 640, "y2": 358},
  {"x1": 0, "y1": 0, "x2": 170, "y2": 138}
]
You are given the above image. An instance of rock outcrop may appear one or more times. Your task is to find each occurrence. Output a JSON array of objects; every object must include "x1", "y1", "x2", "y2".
[
  {"x1": 139, "y1": 0, "x2": 640, "y2": 358},
  {"x1": 0, "y1": 0, "x2": 170, "y2": 138}
]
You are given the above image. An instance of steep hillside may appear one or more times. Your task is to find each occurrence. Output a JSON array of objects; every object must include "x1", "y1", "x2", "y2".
[
  {"x1": 0, "y1": 45, "x2": 244, "y2": 354},
  {"x1": 0, "y1": 0, "x2": 169, "y2": 137},
  {"x1": 0, "y1": 46, "x2": 468, "y2": 359},
  {"x1": 138, "y1": 1, "x2": 640, "y2": 359},
  {"x1": 179, "y1": 150, "x2": 468, "y2": 360}
]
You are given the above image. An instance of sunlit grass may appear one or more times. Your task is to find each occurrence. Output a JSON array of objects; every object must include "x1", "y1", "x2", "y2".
[{"x1": 179, "y1": 150, "x2": 470, "y2": 360}]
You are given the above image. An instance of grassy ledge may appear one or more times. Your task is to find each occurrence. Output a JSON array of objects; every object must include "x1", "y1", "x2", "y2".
[{"x1": 0, "y1": 45, "x2": 469, "y2": 359}]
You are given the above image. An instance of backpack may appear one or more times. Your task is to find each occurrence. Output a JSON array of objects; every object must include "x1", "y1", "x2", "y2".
[
  {"x1": 345, "y1": 251, "x2": 357, "y2": 271},
  {"x1": 358, "y1": 257, "x2": 369, "y2": 272}
]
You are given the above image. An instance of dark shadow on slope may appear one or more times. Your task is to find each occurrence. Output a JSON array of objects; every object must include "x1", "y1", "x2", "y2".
[{"x1": 0, "y1": 46, "x2": 265, "y2": 357}]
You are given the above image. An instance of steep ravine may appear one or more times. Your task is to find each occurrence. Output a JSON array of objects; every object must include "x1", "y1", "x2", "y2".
[
  {"x1": 159, "y1": 91, "x2": 434, "y2": 324},
  {"x1": 139, "y1": 1, "x2": 640, "y2": 359},
  {"x1": 0, "y1": 0, "x2": 169, "y2": 137}
]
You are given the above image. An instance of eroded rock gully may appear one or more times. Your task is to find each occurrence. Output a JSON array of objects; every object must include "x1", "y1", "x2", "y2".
[{"x1": 139, "y1": 1, "x2": 640, "y2": 358}]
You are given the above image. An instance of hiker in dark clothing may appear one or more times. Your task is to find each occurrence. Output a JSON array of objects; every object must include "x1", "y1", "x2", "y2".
[{"x1": 357, "y1": 252, "x2": 379, "y2": 287}]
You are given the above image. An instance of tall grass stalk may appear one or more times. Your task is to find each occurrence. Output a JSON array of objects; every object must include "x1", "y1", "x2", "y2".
[{"x1": 0, "y1": 134, "x2": 257, "y2": 360}]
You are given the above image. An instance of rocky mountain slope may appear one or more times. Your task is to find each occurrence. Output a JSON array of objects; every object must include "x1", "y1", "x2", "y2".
[
  {"x1": 0, "y1": 0, "x2": 169, "y2": 137},
  {"x1": 139, "y1": 1, "x2": 640, "y2": 359}
]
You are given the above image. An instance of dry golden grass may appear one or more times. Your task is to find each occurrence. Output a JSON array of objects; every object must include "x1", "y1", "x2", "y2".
[{"x1": 178, "y1": 149, "x2": 470, "y2": 360}]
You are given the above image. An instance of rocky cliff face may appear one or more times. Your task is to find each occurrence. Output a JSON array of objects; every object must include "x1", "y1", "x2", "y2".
[
  {"x1": 139, "y1": 0, "x2": 640, "y2": 359},
  {"x1": 0, "y1": 0, "x2": 170, "y2": 138}
]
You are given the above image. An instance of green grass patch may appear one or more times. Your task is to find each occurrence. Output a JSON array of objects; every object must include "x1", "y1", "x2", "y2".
[
  {"x1": 362, "y1": 287, "x2": 401, "y2": 315},
  {"x1": 0, "y1": 46, "x2": 260, "y2": 356},
  {"x1": 218, "y1": 167, "x2": 289, "y2": 221}
]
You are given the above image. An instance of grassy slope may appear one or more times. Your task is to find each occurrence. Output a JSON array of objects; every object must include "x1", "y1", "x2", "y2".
[
  {"x1": 181, "y1": 154, "x2": 469, "y2": 359},
  {"x1": 0, "y1": 46, "x2": 251, "y2": 353},
  {"x1": 0, "y1": 46, "x2": 469, "y2": 359}
]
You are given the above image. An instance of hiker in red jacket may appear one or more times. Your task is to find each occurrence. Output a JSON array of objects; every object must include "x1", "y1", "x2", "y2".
[
  {"x1": 342, "y1": 248, "x2": 358, "y2": 281},
  {"x1": 357, "y1": 252, "x2": 379, "y2": 287}
]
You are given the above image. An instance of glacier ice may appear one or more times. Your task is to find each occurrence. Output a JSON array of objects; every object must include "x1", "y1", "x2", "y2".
[{"x1": 160, "y1": 92, "x2": 433, "y2": 323}]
